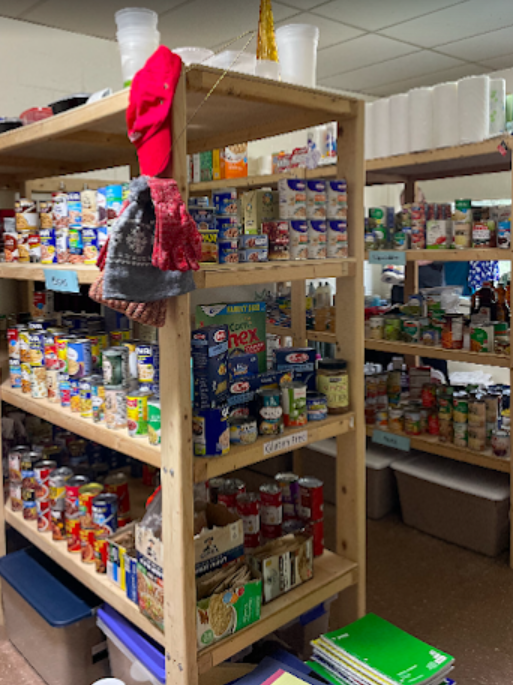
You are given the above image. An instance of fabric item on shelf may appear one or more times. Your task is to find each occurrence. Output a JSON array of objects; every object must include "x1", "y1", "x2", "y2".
[
  {"x1": 148, "y1": 177, "x2": 202, "y2": 272},
  {"x1": 127, "y1": 46, "x2": 183, "y2": 177},
  {"x1": 89, "y1": 273, "x2": 167, "y2": 327},
  {"x1": 102, "y1": 176, "x2": 196, "y2": 300},
  {"x1": 469, "y1": 261, "x2": 500, "y2": 292},
  {"x1": 445, "y1": 261, "x2": 471, "y2": 296}
]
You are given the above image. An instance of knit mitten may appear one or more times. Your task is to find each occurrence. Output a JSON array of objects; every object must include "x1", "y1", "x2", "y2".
[
  {"x1": 103, "y1": 176, "x2": 195, "y2": 301},
  {"x1": 89, "y1": 273, "x2": 167, "y2": 327},
  {"x1": 148, "y1": 177, "x2": 202, "y2": 272}
]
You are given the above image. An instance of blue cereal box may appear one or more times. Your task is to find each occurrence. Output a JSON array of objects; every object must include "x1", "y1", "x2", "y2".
[
  {"x1": 191, "y1": 324, "x2": 229, "y2": 409},
  {"x1": 67, "y1": 191, "x2": 82, "y2": 228},
  {"x1": 274, "y1": 347, "x2": 317, "y2": 390},
  {"x1": 40, "y1": 228, "x2": 57, "y2": 264}
]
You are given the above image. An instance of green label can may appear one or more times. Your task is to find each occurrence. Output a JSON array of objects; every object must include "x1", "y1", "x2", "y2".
[
  {"x1": 148, "y1": 399, "x2": 161, "y2": 445},
  {"x1": 127, "y1": 391, "x2": 150, "y2": 437},
  {"x1": 102, "y1": 347, "x2": 128, "y2": 387}
]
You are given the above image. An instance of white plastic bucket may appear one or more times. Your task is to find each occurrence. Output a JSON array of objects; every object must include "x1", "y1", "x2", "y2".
[
  {"x1": 118, "y1": 31, "x2": 160, "y2": 86},
  {"x1": 276, "y1": 24, "x2": 319, "y2": 87},
  {"x1": 206, "y1": 50, "x2": 256, "y2": 75},
  {"x1": 115, "y1": 8, "x2": 158, "y2": 32},
  {"x1": 173, "y1": 47, "x2": 214, "y2": 65}
]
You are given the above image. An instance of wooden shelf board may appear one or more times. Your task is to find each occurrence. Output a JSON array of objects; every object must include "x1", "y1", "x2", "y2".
[
  {"x1": 307, "y1": 330, "x2": 337, "y2": 343},
  {"x1": 366, "y1": 136, "x2": 511, "y2": 183},
  {"x1": 365, "y1": 249, "x2": 511, "y2": 262},
  {"x1": 366, "y1": 425, "x2": 510, "y2": 473},
  {"x1": 365, "y1": 339, "x2": 510, "y2": 368},
  {"x1": 190, "y1": 165, "x2": 338, "y2": 194},
  {"x1": 5, "y1": 505, "x2": 165, "y2": 646},
  {"x1": 2, "y1": 383, "x2": 161, "y2": 468},
  {"x1": 0, "y1": 259, "x2": 356, "y2": 288},
  {"x1": 267, "y1": 325, "x2": 293, "y2": 337},
  {"x1": 197, "y1": 550, "x2": 358, "y2": 673},
  {"x1": 194, "y1": 412, "x2": 355, "y2": 483}
]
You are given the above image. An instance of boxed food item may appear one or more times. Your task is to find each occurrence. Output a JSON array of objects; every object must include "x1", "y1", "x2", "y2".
[
  {"x1": 426, "y1": 220, "x2": 453, "y2": 249},
  {"x1": 239, "y1": 234, "x2": 269, "y2": 249},
  {"x1": 278, "y1": 179, "x2": 307, "y2": 220},
  {"x1": 196, "y1": 302, "x2": 267, "y2": 372},
  {"x1": 228, "y1": 353, "x2": 259, "y2": 379},
  {"x1": 326, "y1": 180, "x2": 347, "y2": 220},
  {"x1": 191, "y1": 324, "x2": 229, "y2": 409},
  {"x1": 248, "y1": 532, "x2": 314, "y2": 603},
  {"x1": 192, "y1": 151, "x2": 213, "y2": 183},
  {"x1": 108, "y1": 521, "x2": 138, "y2": 604},
  {"x1": 199, "y1": 229, "x2": 219, "y2": 263},
  {"x1": 189, "y1": 207, "x2": 216, "y2": 230},
  {"x1": 106, "y1": 185, "x2": 123, "y2": 226},
  {"x1": 243, "y1": 189, "x2": 279, "y2": 233},
  {"x1": 239, "y1": 248, "x2": 268, "y2": 262},
  {"x1": 306, "y1": 180, "x2": 327, "y2": 220},
  {"x1": 274, "y1": 347, "x2": 317, "y2": 390},
  {"x1": 196, "y1": 559, "x2": 261, "y2": 649},
  {"x1": 194, "y1": 503, "x2": 245, "y2": 577},
  {"x1": 213, "y1": 149, "x2": 223, "y2": 181},
  {"x1": 223, "y1": 143, "x2": 248, "y2": 179}
]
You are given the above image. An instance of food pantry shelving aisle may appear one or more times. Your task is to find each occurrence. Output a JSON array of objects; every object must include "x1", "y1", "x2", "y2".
[
  {"x1": 364, "y1": 136, "x2": 513, "y2": 567},
  {"x1": 0, "y1": 65, "x2": 366, "y2": 685}
]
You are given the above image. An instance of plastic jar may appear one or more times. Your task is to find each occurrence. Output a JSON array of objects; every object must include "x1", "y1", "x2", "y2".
[{"x1": 316, "y1": 358, "x2": 349, "y2": 414}]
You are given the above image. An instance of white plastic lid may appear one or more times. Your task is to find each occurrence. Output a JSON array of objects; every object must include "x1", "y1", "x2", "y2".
[
  {"x1": 309, "y1": 439, "x2": 404, "y2": 470},
  {"x1": 392, "y1": 454, "x2": 510, "y2": 501}
]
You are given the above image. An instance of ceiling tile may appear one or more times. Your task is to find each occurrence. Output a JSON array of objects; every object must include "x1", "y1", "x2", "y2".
[
  {"x1": 320, "y1": 50, "x2": 464, "y2": 92},
  {"x1": 364, "y1": 63, "x2": 488, "y2": 97},
  {"x1": 317, "y1": 34, "x2": 418, "y2": 80},
  {"x1": 274, "y1": 0, "x2": 330, "y2": 9},
  {"x1": 479, "y1": 53, "x2": 513, "y2": 70},
  {"x1": 313, "y1": 0, "x2": 467, "y2": 32},
  {"x1": 380, "y1": 0, "x2": 513, "y2": 49},
  {"x1": 438, "y1": 26, "x2": 513, "y2": 62},
  {"x1": 0, "y1": 1, "x2": 46, "y2": 18},
  {"x1": 275, "y1": 12, "x2": 364, "y2": 49},
  {"x1": 159, "y1": 0, "x2": 298, "y2": 51},
  {"x1": 22, "y1": 0, "x2": 190, "y2": 39}
]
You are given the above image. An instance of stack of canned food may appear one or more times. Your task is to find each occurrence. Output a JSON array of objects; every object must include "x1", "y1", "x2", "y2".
[
  {"x1": 7, "y1": 314, "x2": 162, "y2": 447},
  {"x1": 209, "y1": 472, "x2": 324, "y2": 557},
  {"x1": 365, "y1": 362, "x2": 510, "y2": 457}
]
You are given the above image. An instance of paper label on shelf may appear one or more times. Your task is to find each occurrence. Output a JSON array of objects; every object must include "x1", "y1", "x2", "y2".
[
  {"x1": 368, "y1": 251, "x2": 406, "y2": 266},
  {"x1": 372, "y1": 429, "x2": 410, "y2": 452},
  {"x1": 264, "y1": 430, "x2": 308, "y2": 456},
  {"x1": 44, "y1": 269, "x2": 79, "y2": 293}
]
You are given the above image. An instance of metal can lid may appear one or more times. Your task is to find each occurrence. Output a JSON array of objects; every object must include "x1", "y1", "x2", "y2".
[
  {"x1": 318, "y1": 358, "x2": 347, "y2": 371},
  {"x1": 298, "y1": 476, "x2": 323, "y2": 489},
  {"x1": 34, "y1": 460, "x2": 57, "y2": 469},
  {"x1": 92, "y1": 492, "x2": 118, "y2": 505},
  {"x1": 78, "y1": 483, "x2": 103, "y2": 496},
  {"x1": 236, "y1": 492, "x2": 259, "y2": 504},
  {"x1": 259, "y1": 483, "x2": 281, "y2": 496},
  {"x1": 275, "y1": 472, "x2": 299, "y2": 484},
  {"x1": 104, "y1": 472, "x2": 128, "y2": 486},
  {"x1": 67, "y1": 475, "x2": 90, "y2": 488}
]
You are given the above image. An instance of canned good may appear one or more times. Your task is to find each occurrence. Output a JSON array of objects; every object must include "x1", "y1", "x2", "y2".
[
  {"x1": 34, "y1": 460, "x2": 56, "y2": 503},
  {"x1": 404, "y1": 407, "x2": 421, "y2": 435},
  {"x1": 468, "y1": 425, "x2": 486, "y2": 452},
  {"x1": 110, "y1": 330, "x2": 131, "y2": 347},
  {"x1": 147, "y1": 399, "x2": 161, "y2": 445},
  {"x1": 236, "y1": 492, "x2": 260, "y2": 548},
  {"x1": 261, "y1": 522, "x2": 283, "y2": 542},
  {"x1": 306, "y1": 519, "x2": 324, "y2": 557},
  {"x1": 7, "y1": 326, "x2": 21, "y2": 361},
  {"x1": 218, "y1": 482, "x2": 239, "y2": 514},
  {"x1": 298, "y1": 477, "x2": 323, "y2": 521},
  {"x1": 65, "y1": 474, "x2": 90, "y2": 519},
  {"x1": 127, "y1": 391, "x2": 150, "y2": 437},
  {"x1": 94, "y1": 533, "x2": 109, "y2": 574},
  {"x1": 80, "y1": 378, "x2": 93, "y2": 419},
  {"x1": 46, "y1": 369, "x2": 60, "y2": 402},
  {"x1": 453, "y1": 394, "x2": 469, "y2": 423},
  {"x1": 453, "y1": 421, "x2": 468, "y2": 448},
  {"x1": 44, "y1": 332, "x2": 59, "y2": 370},
  {"x1": 49, "y1": 467, "x2": 73, "y2": 510},
  {"x1": 369, "y1": 316, "x2": 384, "y2": 340},
  {"x1": 375, "y1": 409, "x2": 388, "y2": 428},
  {"x1": 8, "y1": 446, "x2": 28, "y2": 483},
  {"x1": 421, "y1": 383, "x2": 437, "y2": 409},
  {"x1": 259, "y1": 483, "x2": 283, "y2": 525},
  {"x1": 492, "y1": 430, "x2": 509, "y2": 458},
  {"x1": 67, "y1": 338, "x2": 92, "y2": 379},
  {"x1": 256, "y1": 388, "x2": 283, "y2": 435},
  {"x1": 428, "y1": 410, "x2": 440, "y2": 435},
  {"x1": 208, "y1": 477, "x2": 226, "y2": 505},
  {"x1": 468, "y1": 397, "x2": 486, "y2": 426},
  {"x1": 137, "y1": 343, "x2": 157, "y2": 384},
  {"x1": 104, "y1": 472, "x2": 130, "y2": 519},
  {"x1": 29, "y1": 332, "x2": 45, "y2": 367},
  {"x1": 229, "y1": 417, "x2": 258, "y2": 445},
  {"x1": 105, "y1": 386, "x2": 127, "y2": 430},
  {"x1": 384, "y1": 317, "x2": 402, "y2": 341},
  {"x1": 102, "y1": 347, "x2": 128, "y2": 387},
  {"x1": 23, "y1": 500, "x2": 37, "y2": 521},
  {"x1": 80, "y1": 527, "x2": 97, "y2": 563},
  {"x1": 79, "y1": 483, "x2": 103, "y2": 529},
  {"x1": 442, "y1": 314, "x2": 464, "y2": 350},
  {"x1": 306, "y1": 392, "x2": 328, "y2": 421},
  {"x1": 66, "y1": 517, "x2": 82, "y2": 552},
  {"x1": 21, "y1": 451, "x2": 38, "y2": 494},
  {"x1": 60, "y1": 379, "x2": 71, "y2": 407},
  {"x1": 92, "y1": 378, "x2": 105, "y2": 422},
  {"x1": 10, "y1": 481, "x2": 22, "y2": 512},
  {"x1": 192, "y1": 406, "x2": 230, "y2": 457},
  {"x1": 438, "y1": 418, "x2": 453, "y2": 444},
  {"x1": 388, "y1": 406, "x2": 404, "y2": 432},
  {"x1": 70, "y1": 379, "x2": 81, "y2": 412},
  {"x1": 9, "y1": 361, "x2": 21, "y2": 388},
  {"x1": 402, "y1": 318, "x2": 420, "y2": 343},
  {"x1": 37, "y1": 500, "x2": 51, "y2": 533},
  {"x1": 51, "y1": 509, "x2": 66, "y2": 541},
  {"x1": 121, "y1": 339, "x2": 139, "y2": 379},
  {"x1": 281, "y1": 381, "x2": 307, "y2": 427},
  {"x1": 19, "y1": 329, "x2": 30, "y2": 363},
  {"x1": 92, "y1": 493, "x2": 118, "y2": 535},
  {"x1": 485, "y1": 394, "x2": 501, "y2": 423},
  {"x1": 31, "y1": 366, "x2": 48, "y2": 399}
]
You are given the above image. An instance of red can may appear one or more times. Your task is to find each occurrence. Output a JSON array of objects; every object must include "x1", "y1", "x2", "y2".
[
  {"x1": 80, "y1": 527, "x2": 96, "y2": 564},
  {"x1": 94, "y1": 534, "x2": 109, "y2": 574},
  {"x1": 51, "y1": 509, "x2": 66, "y2": 541},
  {"x1": 218, "y1": 485, "x2": 239, "y2": 514},
  {"x1": 7, "y1": 327, "x2": 20, "y2": 360},
  {"x1": 37, "y1": 501, "x2": 51, "y2": 533},
  {"x1": 34, "y1": 460, "x2": 56, "y2": 503},
  {"x1": 236, "y1": 492, "x2": 260, "y2": 548},
  {"x1": 259, "y1": 483, "x2": 283, "y2": 525},
  {"x1": 65, "y1": 475, "x2": 89, "y2": 518},
  {"x1": 66, "y1": 517, "x2": 81, "y2": 552},
  {"x1": 104, "y1": 472, "x2": 130, "y2": 519},
  {"x1": 142, "y1": 464, "x2": 158, "y2": 487},
  {"x1": 261, "y1": 522, "x2": 282, "y2": 542},
  {"x1": 298, "y1": 477, "x2": 324, "y2": 521},
  {"x1": 78, "y1": 483, "x2": 103, "y2": 529},
  {"x1": 117, "y1": 515, "x2": 131, "y2": 529},
  {"x1": 60, "y1": 382, "x2": 71, "y2": 407},
  {"x1": 275, "y1": 473, "x2": 299, "y2": 520},
  {"x1": 44, "y1": 333, "x2": 59, "y2": 370},
  {"x1": 306, "y1": 518, "x2": 324, "y2": 557},
  {"x1": 10, "y1": 482, "x2": 22, "y2": 512},
  {"x1": 428, "y1": 411, "x2": 440, "y2": 436}
]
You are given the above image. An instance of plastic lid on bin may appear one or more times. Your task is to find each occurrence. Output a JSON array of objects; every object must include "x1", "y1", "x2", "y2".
[
  {"x1": 0, "y1": 547, "x2": 97, "y2": 627},
  {"x1": 97, "y1": 604, "x2": 166, "y2": 684}
]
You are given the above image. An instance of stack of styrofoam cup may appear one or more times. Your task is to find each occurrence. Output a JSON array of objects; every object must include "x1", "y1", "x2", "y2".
[
  {"x1": 275, "y1": 24, "x2": 320, "y2": 86},
  {"x1": 115, "y1": 8, "x2": 160, "y2": 86}
]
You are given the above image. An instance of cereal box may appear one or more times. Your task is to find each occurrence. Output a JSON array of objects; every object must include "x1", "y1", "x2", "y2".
[
  {"x1": 196, "y1": 302, "x2": 267, "y2": 372},
  {"x1": 243, "y1": 189, "x2": 279, "y2": 233},
  {"x1": 223, "y1": 143, "x2": 248, "y2": 179}
]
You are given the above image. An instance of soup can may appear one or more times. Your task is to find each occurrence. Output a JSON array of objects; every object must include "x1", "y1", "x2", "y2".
[
  {"x1": 453, "y1": 421, "x2": 468, "y2": 448},
  {"x1": 275, "y1": 472, "x2": 299, "y2": 520},
  {"x1": 260, "y1": 483, "x2": 283, "y2": 526},
  {"x1": 105, "y1": 386, "x2": 127, "y2": 430},
  {"x1": 79, "y1": 483, "x2": 104, "y2": 529},
  {"x1": 109, "y1": 330, "x2": 131, "y2": 347},
  {"x1": 34, "y1": 460, "x2": 56, "y2": 503},
  {"x1": 236, "y1": 492, "x2": 260, "y2": 548},
  {"x1": 67, "y1": 338, "x2": 92, "y2": 379},
  {"x1": 37, "y1": 501, "x2": 52, "y2": 533},
  {"x1": 298, "y1": 477, "x2": 324, "y2": 521},
  {"x1": 92, "y1": 492, "x2": 118, "y2": 536},
  {"x1": 49, "y1": 467, "x2": 73, "y2": 511},
  {"x1": 92, "y1": 377, "x2": 105, "y2": 423},
  {"x1": 281, "y1": 381, "x2": 307, "y2": 427},
  {"x1": 51, "y1": 509, "x2": 66, "y2": 541},
  {"x1": 8, "y1": 445, "x2": 28, "y2": 483},
  {"x1": 306, "y1": 392, "x2": 328, "y2": 421},
  {"x1": 492, "y1": 430, "x2": 509, "y2": 458},
  {"x1": 136, "y1": 343, "x2": 158, "y2": 385},
  {"x1": 65, "y1": 474, "x2": 90, "y2": 519},
  {"x1": 306, "y1": 519, "x2": 324, "y2": 557},
  {"x1": 70, "y1": 379, "x2": 81, "y2": 413},
  {"x1": 256, "y1": 388, "x2": 283, "y2": 435},
  {"x1": 94, "y1": 533, "x2": 109, "y2": 574},
  {"x1": 102, "y1": 347, "x2": 128, "y2": 387},
  {"x1": 80, "y1": 527, "x2": 96, "y2": 564},
  {"x1": 80, "y1": 377, "x2": 93, "y2": 419},
  {"x1": 23, "y1": 500, "x2": 37, "y2": 521},
  {"x1": 126, "y1": 390, "x2": 150, "y2": 437},
  {"x1": 10, "y1": 482, "x2": 22, "y2": 512}
]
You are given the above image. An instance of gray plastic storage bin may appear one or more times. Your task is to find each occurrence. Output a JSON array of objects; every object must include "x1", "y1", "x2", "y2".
[
  {"x1": 0, "y1": 547, "x2": 109, "y2": 685},
  {"x1": 392, "y1": 454, "x2": 510, "y2": 556}
]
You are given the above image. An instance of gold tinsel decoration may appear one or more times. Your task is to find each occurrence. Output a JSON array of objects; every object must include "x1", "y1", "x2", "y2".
[{"x1": 256, "y1": 0, "x2": 279, "y2": 62}]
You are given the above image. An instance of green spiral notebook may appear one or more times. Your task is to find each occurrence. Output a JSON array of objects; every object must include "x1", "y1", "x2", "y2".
[{"x1": 309, "y1": 613, "x2": 454, "y2": 685}]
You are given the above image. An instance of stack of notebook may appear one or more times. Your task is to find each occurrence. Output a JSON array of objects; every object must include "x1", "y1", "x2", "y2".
[{"x1": 308, "y1": 613, "x2": 455, "y2": 685}]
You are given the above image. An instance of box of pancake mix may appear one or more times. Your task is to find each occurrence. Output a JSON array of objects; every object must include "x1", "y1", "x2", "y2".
[{"x1": 196, "y1": 302, "x2": 267, "y2": 372}]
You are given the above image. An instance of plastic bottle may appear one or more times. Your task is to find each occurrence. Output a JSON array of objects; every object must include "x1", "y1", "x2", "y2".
[
  {"x1": 471, "y1": 281, "x2": 497, "y2": 320},
  {"x1": 316, "y1": 282, "x2": 328, "y2": 309},
  {"x1": 496, "y1": 283, "x2": 510, "y2": 322}
]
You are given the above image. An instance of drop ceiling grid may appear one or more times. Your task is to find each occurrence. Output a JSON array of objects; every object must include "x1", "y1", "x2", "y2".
[{"x1": 0, "y1": 0, "x2": 511, "y2": 97}]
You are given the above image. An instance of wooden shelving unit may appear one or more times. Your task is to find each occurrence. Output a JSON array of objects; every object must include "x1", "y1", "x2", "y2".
[
  {"x1": 0, "y1": 66, "x2": 366, "y2": 685},
  {"x1": 364, "y1": 136, "x2": 513, "y2": 566}
]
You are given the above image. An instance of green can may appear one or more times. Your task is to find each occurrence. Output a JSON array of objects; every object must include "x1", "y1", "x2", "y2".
[
  {"x1": 148, "y1": 399, "x2": 161, "y2": 445},
  {"x1": 384, "y1": 316, "x2": 402, "y2": 341},
  {"x1": 102, "y1": 347, "x2": 128, "y2": 387},
  {"x1": 127, "y1": 390, "x2": 151, "y2": 437},
  {"x1": 453, "y1": 393, "x2": 469, "y2": 423}
]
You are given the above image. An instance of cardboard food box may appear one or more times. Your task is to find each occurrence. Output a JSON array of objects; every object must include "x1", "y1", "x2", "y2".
[
  {"x1": 195, "y1": 503, "x2": 244, "y2": 577},
  {"x1": 196, "y1": 561, "x2": 261, "y2": 649},
  {"x1": 107, "y1": 521, "x2": 138, "y2": 604},
  {"x1": 243, "y1": 190, "x2": 279, "y2": 233},
  {"x1": 248, "y1": 533, "x2": 314, "y2": 604},
  {"x1": 196, "y1": 302, "x2": 267, "y2": 372},
  {"x1": 136, "y1": 523, "x2": 165, "y2": 630}
]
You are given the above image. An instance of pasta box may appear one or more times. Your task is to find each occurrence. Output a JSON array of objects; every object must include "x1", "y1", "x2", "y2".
[
  {"x1": 243, "y1": 189, "x2": 279, "y2": 233},
  {"x1": 191, "y1": 324, "x2": 229, "y2": 409},
  {"x1": 228, "y1": 374, "x2": 261, "y2": 407},
  {"x1": 273, "y1": 347, "x2": 317, "y2": 390},
  {"x1": 228, "y1": 353, "x2": 259, "y2": 379},
  {"x1": 196, "y1": 302, "x2": 267, "y2": 372},
  {"x1": 196, "y1": 561, "x2": 261, "y2": 649},
  {"x1": 194, "y1": 503, "x2": 245, "y2": 577}
]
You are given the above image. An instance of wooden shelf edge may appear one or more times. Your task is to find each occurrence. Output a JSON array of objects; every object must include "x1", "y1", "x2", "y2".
[
  {"x1": 365, "y1": 425, "x2": 510, "y2": 473},
  {"x1": 194, "y1": 412, "x2": 355, "y2": 483},
  {"x1": 4, "y1": 505, "x2": 165, "y2": 646},
  {"x1": 189, "y1": 165, "x2": 338, "y2": 193},
  {"x1": 364, "y1": 339, "x2": 510, "y2": 368},
  {"x1": 365, "y1": 249, "x2": 511, "y2": 262},
  {"x1": 2, "y1": 383, "x2": 161, "y2": 468},
  {"x1": 307, "y1": 331, "x2": 337, "y2": 343},
  {"x1": 197, "y1": 550, "x2": 358, "y2": 674},
  {"x1": 0, "y1": 262, "x2": 98, "y2": 284}
]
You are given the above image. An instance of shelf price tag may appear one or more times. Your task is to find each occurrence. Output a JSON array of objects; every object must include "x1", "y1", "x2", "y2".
[
  {"x1": 372, "y1": 429, "x2": 410, "y2": 452},
  {"x1": 263, "y1": 430, "x2": 308, "y2": 456},
  {"x1": 368, "y1": 251, "x2": 406, "y2": 266},
  {"x1": 44, "y1": 269, "x2": 79, "y2": 293}
]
